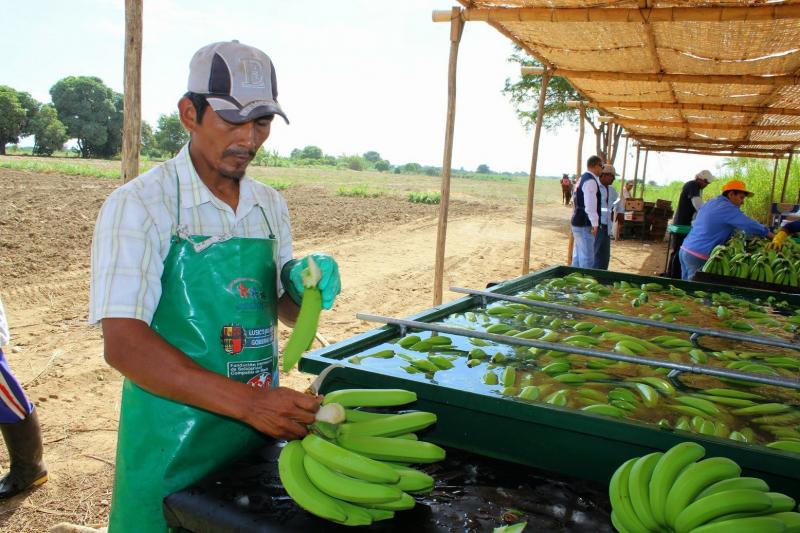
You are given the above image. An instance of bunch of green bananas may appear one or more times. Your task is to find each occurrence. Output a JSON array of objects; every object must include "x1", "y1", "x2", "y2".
[
  {"x1": 702, "y1": 233, "x2": 800, "y2": 287},
  {"x1": 609, "y1": 441, "x2": 800, "y2": 533},
  {"x1": 278, "y1": 388, "x2": 444, "y2": 526}
]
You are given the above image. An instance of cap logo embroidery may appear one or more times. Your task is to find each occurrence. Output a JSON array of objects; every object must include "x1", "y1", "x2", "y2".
[{"x1": 241, "y1": 59, "x2": 266, "y2": 88}]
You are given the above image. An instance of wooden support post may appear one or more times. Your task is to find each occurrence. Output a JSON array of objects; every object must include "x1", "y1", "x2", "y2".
[
  {"x1": 615, "y1": 135, "x2": 630, "y2": 240},
  {"x1": 522, "y1": 70, "x2": 552, "y2": 274},
  {"x1": 768, "y1": 158, "x2": 779, "y2": 225},
  {"x1": 780, "y1": 152, "x2": 794, "y2": 203},
  {"x1": 566, "y1": 103, "x2": 584, "y2": 265},
  {"x1": 433, "y1": 7, "x2": 464, "y2": 306},
  {"x1": 122, "y1": 0, "x2": 143, "y2": 184},
  {"x1": 632, "y1": 145, "x2": 641, "y2": 197},
  {"x1": 640, "y1": 149, "x2": 649, "y2": 198}
]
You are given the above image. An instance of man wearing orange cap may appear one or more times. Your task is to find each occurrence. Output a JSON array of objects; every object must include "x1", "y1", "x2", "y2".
[{"x1": 679, "y1": 179, "x2": 773, "y2": 280}]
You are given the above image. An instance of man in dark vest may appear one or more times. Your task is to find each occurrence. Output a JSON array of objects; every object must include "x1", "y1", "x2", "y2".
[
  {"x1": 571, "y1": 155, "x2": 604, "y2": 268},
  {"x1": 666, "y1": 170, "x2": 713, "y2": 278}
]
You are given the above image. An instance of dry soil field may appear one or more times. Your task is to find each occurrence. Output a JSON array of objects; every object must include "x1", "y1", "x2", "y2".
[{"x1": 0, "y1": 164, "x2": 666, "y2": 531}]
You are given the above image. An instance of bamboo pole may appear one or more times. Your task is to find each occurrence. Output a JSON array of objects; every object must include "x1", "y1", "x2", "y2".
[
  {"x1": 768, "y1": 158, "x2": 779, "y2": 225},
  {"x1": 567, "y1": 103, "x2": 585, "y2": 265},
  {"x1": 519, "y1": 67, "x2": 797, "y2": 87},
  {"x1": 632, "y1": 145, "x2": 641, "y2": 197},
  {"x1": 434, "y1": 5, "x2": 800, "y2": 23},
  {"x1": 640, "y1": 149, "x2": 649, "y2": 198},
  {"x1": 640, "y1": 144, "x2": 788, "y2": 155},
  {"x1": 522, "y1": 70, "x2": 552, "y2": 274},
  {"x1": 780, "y1": 152, "x2": 794, "y2": 203},
  {"x1": 613, "y1": 118, "x2": 800, "y2": 131},
  {"x1": 616, "y1": 135, "x2": 630, "y2": 240},
  {"x1": 122, "y1": 0, "x2": 142, "y2": 184},
  {"x1": 592, "y1": 101, "x2": 800, "y2": 117},
  {"x1": 633, "y1": 135, "x2": 795, "y2": 147},
  {"x1": 643, "y1": 147, "x2": 789, "y2": 160},
  {"x1": 433, "y1": 7, "x2": 464, "y2": 306}
]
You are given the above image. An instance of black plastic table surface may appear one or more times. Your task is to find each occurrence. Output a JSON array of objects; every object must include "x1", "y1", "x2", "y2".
[{"x1": 164, "y1": 441, "x2": 613, "y2": 532}]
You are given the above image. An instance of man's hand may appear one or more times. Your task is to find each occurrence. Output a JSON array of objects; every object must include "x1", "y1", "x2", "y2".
[
  {"x1": 243, "y1": 387, "x2": 321, "y2": 440},
  {"x1": 767, "y1": 230, "x2": 785, "y2": 249},
  {"x1": 591, "y1": 226, "x2": 598, "y2": 236},
  {"x1": 289, "y1": 253, "x2": 341, "y2": 309}
]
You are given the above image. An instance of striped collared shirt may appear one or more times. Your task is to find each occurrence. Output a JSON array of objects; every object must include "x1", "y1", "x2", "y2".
[{"x1": 89, "y1": 144, "x2": 293, "y2": 325}]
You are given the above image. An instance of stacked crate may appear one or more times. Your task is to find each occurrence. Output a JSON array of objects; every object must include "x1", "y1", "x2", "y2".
[
  {"x1": 648, "y1": 199, "x2": 673, "y2": 240},
  {"x1": 622, "y1": 198, "x2": 645, "y2": 239}
]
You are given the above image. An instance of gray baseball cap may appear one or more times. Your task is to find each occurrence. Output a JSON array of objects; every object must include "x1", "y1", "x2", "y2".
[
  {"x1": 601, "y1": 164, "x2": 618, "y2": 176},
  {"x1": 187, "y1": 40, "x2": 288, "y2": 124}
]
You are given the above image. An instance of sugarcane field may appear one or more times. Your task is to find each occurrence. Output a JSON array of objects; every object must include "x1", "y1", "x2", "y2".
[{"x1": 2, "y1": 1, "x2": 800, "y2": 532}]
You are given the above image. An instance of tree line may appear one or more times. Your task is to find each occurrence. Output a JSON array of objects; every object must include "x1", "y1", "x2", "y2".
[{"x1": 1, "y1": 76, "x2": 527, "y2": 177}]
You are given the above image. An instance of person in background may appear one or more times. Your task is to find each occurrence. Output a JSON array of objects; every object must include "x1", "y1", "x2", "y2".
[
  {"x1": 614, "y1": 181, "x2": 633, "y2": 240},
  {"x1": 594, "y1": 164, "x2": 619, "y2": 269},
  {"x1": 679, "y1": 179, "x2": 773, "y2": 280},
  {"x1": 0, "y1": 295, "x2": 48, "y2": 499},
  {"x1": 560, "y1": 173, "x2": 572, "y2": 206},
  {"x1": 570, "y1": 155, "x2": 604, "y2": 268},
  {"x1": 90, "y1": 40, "x2": 339, "y2": 531},
  {"x1": 666, "y1": 170, "x2": 714, "y2": 278},
  {"x1": 768, "y1": 219, "x2": 800, "y2": 249}
]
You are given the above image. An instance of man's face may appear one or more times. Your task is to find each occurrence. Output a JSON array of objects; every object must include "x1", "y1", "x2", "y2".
[
  {"x1": 698, "y1": 179, "x2": 710, "y2": 189},
  {"x1": 600, "y1": 173, "x2": 615, "y2": 186},
  {"x1": 180, "y1": 98, "x2": 273, "y2": 180},
  {"x1": 728, "y1": 191, "x2": 747, "y2": 207},
  {"x1": 590, "y1": 163, "x2": 604, "y2": 176}
]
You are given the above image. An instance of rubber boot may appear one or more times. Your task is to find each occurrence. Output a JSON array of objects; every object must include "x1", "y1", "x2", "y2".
[{"x1": 0, "y1": 408, "x2": 48, "y2": 499}]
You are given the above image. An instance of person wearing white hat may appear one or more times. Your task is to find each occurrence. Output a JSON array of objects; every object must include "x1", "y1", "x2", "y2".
[
  {"x1": 594, "y1": 163, "x2": 619, "y2": 269},
  {"x1": 665, "y1": 170, "x2": 714, "y2": 278},
  {"x1": 90, "y1": 41, "x2": 341, "y2": 531}
]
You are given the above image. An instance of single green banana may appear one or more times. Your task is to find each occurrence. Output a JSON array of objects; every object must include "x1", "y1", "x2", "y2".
[
  {"x1": 766, "y1": 440, "x2": 800, "y2": 453},
  {"x1": 696, "y1": 477, "x2": 770, "y2": 500},
  {"x1": 627, "y1": 452, "x2": 663, "y2": 531},
  {"x1": 663, "y1": 457, "x2": 742, "y2": 528},
  {"x1": 673, "y1": 489, "x2": 773, "y2": 533},
  {"x1": 649, "y1": 441, "x2": 706, "y2": 527},
  {"x1": 635, "y1": 377, "x2": 676, "y2": 396},
  {"x1": 302, "y1": 455, "x2": 404, "y2": 504},
  {"x1": 675, "y1": 396, "x2": 722, "y2": 416},
  {"x1": 344, "y1": 408, "x2": 393, "y2": 423},
  {"x1": 301, "y1": 434, "x2": 399, "y2": 484},
  {"x1": 609, "y1": 457, "x2": 650, "y2": 533},
  {"x1": 733, "y1": 403, "x2": 790, "y2": 416},
  {"x1": 278, "y1": 440, "x2": 349, "y2": 523},
  {"x1": 363, "y1": 492, "x2": 416, "y2": 511},
  {"x1": 581, "y1": 404, "x2": 626, "y2": 418},
  {"x1": 690, "y1": 394, "x2": 755, "y2": 408},
  {"x1": 336, "y1": 411, "x2": 437, "y2": 438},
  {"x1": 322, "y1": 389, "x2": 417, "y2": 408},
  {"x1": 518, "y1": 385, "x2": 540, "y2": 401},
  {"x1": 501, "y1": 366, "x2": 517, "y2": 387},
  {"x1": 336, "y1": 434, "x2": 446, "y2": 464},
  {"x1": 770, "y1": 512, "x2": 800, "y2": 533},
  {"x1": 385, "y1": 463, "x2": 434, "y2": 493},
  {"x1": 703, "y1": 388, "x2": 764, "y2": 400}
]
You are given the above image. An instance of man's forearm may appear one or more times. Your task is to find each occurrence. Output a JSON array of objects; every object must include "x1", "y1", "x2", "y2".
[{"x1": 102, "y1": 318, "x2": 255, "y2": 422}]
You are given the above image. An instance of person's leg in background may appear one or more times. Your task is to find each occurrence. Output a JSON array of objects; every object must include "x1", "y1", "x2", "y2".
[
  {"x1": 667, "y1": 233, "x2": 687, "y2": 279},
  {"x1": 0, "y1": 347, "x2": 47, "y2": 498},
  {"x1": 614, "y1": 213, "x2": 624, "y2": 240},
  {"x1": 593, "y1": 224, "x2": 611, "y2": 269},
  {"x1": 678, "y1": 248, "x2": 705, "y2": 281},
  {"x1": 571, "y1": 225, "x2": 595, "y2": 268}
]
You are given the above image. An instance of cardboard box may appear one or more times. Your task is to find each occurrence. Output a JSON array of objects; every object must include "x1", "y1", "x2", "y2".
[
  {"x1": 656, "y1": 199, "x2": 673, "y2": 210},
  {"x1": 625, "y1": 199, "x2": 645, "y2": 211},
  {"x1": 625, "y1": 211, "x2": 645, "y2": 222}
]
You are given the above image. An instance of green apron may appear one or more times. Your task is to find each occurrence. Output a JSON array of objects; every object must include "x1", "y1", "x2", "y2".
[{"x1": 108, "y1": 177, "x2": 279, "y2": 532}]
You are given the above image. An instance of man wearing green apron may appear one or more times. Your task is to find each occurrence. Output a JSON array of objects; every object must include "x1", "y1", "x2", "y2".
[{"x1": 89, "y1": 41, "x2": 341, "y2": 532}]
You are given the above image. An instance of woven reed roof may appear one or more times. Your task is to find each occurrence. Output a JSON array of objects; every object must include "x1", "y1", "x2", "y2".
[{"x1": 455, "y1": 0, "x2": 800, "y2": 158}]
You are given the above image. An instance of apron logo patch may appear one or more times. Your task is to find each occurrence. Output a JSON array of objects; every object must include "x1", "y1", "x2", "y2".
[
  {"x1": 220, "y1": 324, "x2": 274, "y2": 355},
  {"x1": 228, "y1": 359, "x2": 274, "y2": 386},
  {"x1": 227, "y1": 277, "x2": 266, "y2": 311}
]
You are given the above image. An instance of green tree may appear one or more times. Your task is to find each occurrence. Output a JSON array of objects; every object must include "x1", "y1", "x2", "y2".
[
  {"x1": 363, "y1": 150, "x2": 381, "y2": 163},
  {"x1": 401, "y1": 162, "x2": 422, "y2": 174},
  {"x1": 299, "y1": 145, "x2": 323, "y2": 160},
  {"x1": 476, "y1": 164, "x2": 490, "y2": 173},
  {"x1": 374, "y1": 159, "x2": 391, "y2": 172},
  {"x1": 86, "y1": 91, "x2": 124, "y2": 158},
  {"x1": 0, "y1": 90, "x2": 26, "y2": 155},
  {"x1": 50, "y1": 76, "x2": 120, "y2": 158},
  {"x1": 140, "y1": 121, "x2": 157, "y2": 157},
  {"x1": 30, "y1": 104, "x2": 67, "y2": 156},
  {"x1": 153, "y1": 112, "x2": 188, "y2": 157},
  {"x1": 503, "y1": 48, "x2": 622, "y2": 163}
]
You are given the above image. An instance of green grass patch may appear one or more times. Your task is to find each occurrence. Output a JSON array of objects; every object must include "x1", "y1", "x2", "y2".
[
  {"x1": 408, "y1": 191, "x2": 441, "y2": 204},
  {"x1": 264, "y1": 179, "x2": 291, "y2": 190},
  {"x1": 336, "y1": 185, "x2": 382, "y2": 198},
  {"x1": 0, "y1": 158, "x2": 124, "y2": 179}
]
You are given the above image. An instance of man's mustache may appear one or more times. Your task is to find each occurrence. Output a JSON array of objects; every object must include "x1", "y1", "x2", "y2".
[{"x1": 223, "y1": 148, "x2": 256, "y2": 158}]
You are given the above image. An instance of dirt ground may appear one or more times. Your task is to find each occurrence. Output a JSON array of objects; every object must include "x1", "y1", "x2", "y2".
[{"x1": 0, "y1": 167, "x2": 666, "y2": 531}]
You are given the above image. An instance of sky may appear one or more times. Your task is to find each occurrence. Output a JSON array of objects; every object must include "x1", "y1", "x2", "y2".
[{"x1": 2, "y1": 0, "x2": 729, "y2": 183}]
